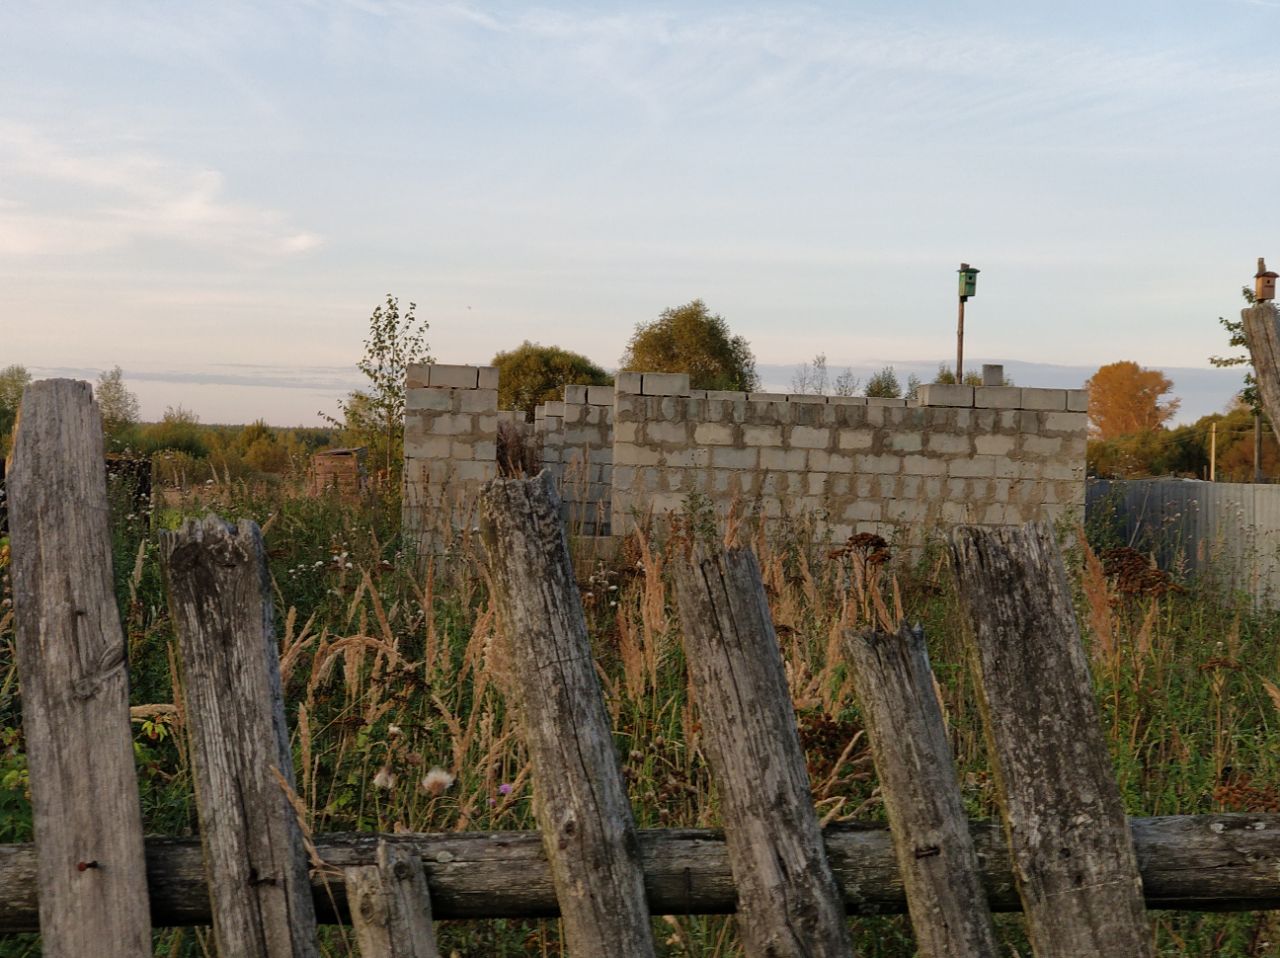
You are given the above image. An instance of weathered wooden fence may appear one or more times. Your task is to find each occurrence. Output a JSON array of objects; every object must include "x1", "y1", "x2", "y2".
[{"x1": 4, "y1": 379, "x2": 1280, "y2": 957}]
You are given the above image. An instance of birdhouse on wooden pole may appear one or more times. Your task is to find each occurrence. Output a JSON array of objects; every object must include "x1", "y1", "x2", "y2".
[
  {"x1": 1255, "y1": 257, "x2": 1277, "y2": 302},
  {"x1": 958, "y1": 263, "x2": 980, "y2": 302}
]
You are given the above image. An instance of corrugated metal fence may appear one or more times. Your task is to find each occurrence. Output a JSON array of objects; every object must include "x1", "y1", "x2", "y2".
[{"x1": 1087, "y1": 478, "x2": 1280, "y2": 607}]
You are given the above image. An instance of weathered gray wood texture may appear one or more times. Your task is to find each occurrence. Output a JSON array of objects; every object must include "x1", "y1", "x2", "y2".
[
  {"x1": 0, "y1": 815, "x2": 1270, "y2": 930},
  {"x1": 673, "y1": 546, "x2": 854, "y2": 957},
  {"x1": 161, "y1": 515, "x2": 320, "y2": 958},
  {"x1": 343, "y1": 840, "x2": 440, "y2": 957},
  {"x1": 950, "y1": 523, "x2": 1155, "y2": 958},
  {"x1": 479, "y1": 473, "x2": 655, "y2": 957},
  {"x1": 1242, "y1": 301, "x2": 1280, "y2": 448},
  {"x1": 6, "y1": 379, "x2": 153, "y2": 957},
  {"x1": 846, "y1": 625, "x2": 999, "y2": 958}
]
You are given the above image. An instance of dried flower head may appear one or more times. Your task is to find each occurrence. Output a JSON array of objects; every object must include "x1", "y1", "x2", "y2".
[
  {"x1": 372, "y1": 766, "x2": 397, "y2": 791},
  {"x1": 421, "y1": 766, "x2": 456, "y2": 796}
]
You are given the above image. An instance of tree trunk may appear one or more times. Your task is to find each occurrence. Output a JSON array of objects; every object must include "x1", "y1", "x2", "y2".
[
  {"x1": 6, "y1": 379, "x2": 153, "y2": 957},
  {"x1": 1242, "y1": 301, "x2": 1280, "y2": 449},
  {"x1": 950, "y1": 523, "x2": 1154, "y2": 958}
]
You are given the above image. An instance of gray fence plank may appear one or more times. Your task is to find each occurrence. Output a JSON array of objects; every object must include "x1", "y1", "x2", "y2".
[
  {"x1": 344, "y1": 840, "x2": 440, "y2": 957},
  {"x1": 480, "y1": 472, "x2": 655, "y2": 957},
  {"x1": 162, "y1": 516, "x2": 320, "y2": 958},
  {"x1": 846, "y1": 625, "x2": 999, "y2": 958},
  {"x1": 6, "y1": 379, "x2": 152, "y2": 957},
  {"x1": 673, "y1": 545, "x2": 854, "y2": 957},
  {"x1": 951, "y1": 523, "x2": 1154, "y2": 958}
]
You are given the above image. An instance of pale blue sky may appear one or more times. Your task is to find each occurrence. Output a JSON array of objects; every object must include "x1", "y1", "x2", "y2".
[{"x1": 2, "y1": 1, "x2": 1275, "y2": 423}]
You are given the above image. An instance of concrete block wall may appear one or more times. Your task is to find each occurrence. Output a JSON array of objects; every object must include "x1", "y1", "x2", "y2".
[
  {"x1": 610, "y1": 373, "x2": 1087, "y2": 541},
  {"x1": 555, "y1": 384, "x2": 615, "y2": 536},
  {"x1": 402, "y1": 363, "x2": 499, "y2": 551}
]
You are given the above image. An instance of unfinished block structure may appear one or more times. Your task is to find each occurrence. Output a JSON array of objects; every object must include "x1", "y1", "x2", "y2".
[{"x1": 403, "y1": 363, "x2": 1088, "y2": 553}]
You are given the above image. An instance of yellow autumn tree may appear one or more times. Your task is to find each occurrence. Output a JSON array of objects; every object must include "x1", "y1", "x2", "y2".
[{"x1": 1084, "y1": 361, "x2": 1180, "y2": 439}]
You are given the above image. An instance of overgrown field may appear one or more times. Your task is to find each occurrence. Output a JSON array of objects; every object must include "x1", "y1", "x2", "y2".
[{"x1": 0, "y1": 471, "x2": 1278, "y2": 956}]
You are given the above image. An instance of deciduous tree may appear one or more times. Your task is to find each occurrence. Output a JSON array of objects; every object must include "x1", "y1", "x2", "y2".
[
  {"x1": 0, "y1": 364, "x2": 31, "y2": 455},
  {"x1": 864, "y1": 366, "x2": 901, "y2": 399},
  {"x1": 492, "y1": 342, "x2": 611, "y2": 419},
  {"x1": 1085, "y1": 361, "x2": 1180, "y2": 439},
  {"x1": 620, "y1": 300, "x2": 759, "y2": 391},
  {"x1": 96, "y1": 366, "x2": 140, "y2": 448}
]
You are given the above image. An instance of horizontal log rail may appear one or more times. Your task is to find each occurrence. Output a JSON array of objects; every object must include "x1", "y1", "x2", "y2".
[{"x1": 0, "y1": 815, "x2": 1272, "y2": 932}]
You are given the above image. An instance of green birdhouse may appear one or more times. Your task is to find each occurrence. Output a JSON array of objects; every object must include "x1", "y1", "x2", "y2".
[{"x1": 958, "y1": 263, "x2": 980, "y2": 299}]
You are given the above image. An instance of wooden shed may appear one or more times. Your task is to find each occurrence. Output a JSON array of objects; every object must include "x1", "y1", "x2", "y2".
[{"x1": 311, "y1": 447, "x2": 367, "y2": 497}]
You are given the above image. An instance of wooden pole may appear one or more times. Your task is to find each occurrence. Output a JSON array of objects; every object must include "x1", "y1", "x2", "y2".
[
  {"x1": 846, "y1": 625, "x2": 999, "y2": 958},
  {"x1": 950, "y1": 524, "x2": 1154, "y2": 958},
  {"x1": 343, "y1": 840, "x2": 440, "y2": 957},
  {"x1": 479, "y1": 472, "x2": 655, "y2": 957},
  {"x1": 1255, "y1": 411, "x2": 1264, "y2": 483},
  {"x1": 1210, "y1": 420, "x2": 1217, "y2": 481},
  {"x1": 672, "y1": 545, "x2": 854, "y2": 956},
  {"x1": 956, "y1": 297, "x2": 966, "y2": 385},
  {"x1": 6, "y1": 379, "x2": 153, "y2": 957},
  {"x1": 1241, "y1": 301, "x2": 1280, "y2": 449},
  {"x1": 161, "y1": 516, "x2": 320, "y2": 958}
]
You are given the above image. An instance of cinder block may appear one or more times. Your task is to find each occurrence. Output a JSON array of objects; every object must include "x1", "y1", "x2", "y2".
[
  {"x1": 889, "y1": 433, "x2": 923, "y2": 453},
  {"x1": 789, "y1": 426, "x2": 831, "y2": 449},
  {"x1": 460, "y1": 388, "x2": 498, "y2": 413},
  {"x1": 694, "y1": 422, "x2": 736, "y2": 445},
  {"x1": 927, "y1": 433, "x2": 971, "y2": 455},
  {"x1": 742, "y1": 424, "x2": 783, "y2": 446},
  {"x1": 837, "y1": 429, "x2": 874, "y2": 451},
  {"x1": 982, "y1": 364, "x2": 1005, "y2": 386},
  {"x1": 407, "y1": 389, "x2": 453, "y2": 412},
  {"x1": 477, "y1": 366, "x2": 499, "y2": 390},
  {"x1": 916, "y1": 384, "x2": 974, "y2": 408},
  {"x1": 1067, "y1": 389, "x2": 1089, "y2": 413},
  {"x1": 428, "y1": 364, "x2": 479, "y2": 389},
  {"x1": 809, "y1": 450, "x2": 853, "y2": 472},
  {"x1": 975, "y1": 435, "x2": 1016, "y2": 456},
  {"x1": 866, "y1": 397, "x2": 908, "y2": 407},
  {"x1": 949, "y1": 457, "x2": 996, "y2": 478},
  {"x1": 587, "y1": 385, "x2": 614, "y2": 405},
  {"x1": 711, "y1": 446, "x2": 759, "y2": 469},
  {"x1": 855, "y1": 453, "x2": 902, "y2": 475},
  {"x1": 827, "y1": 396, "x2": 867, "y2": 406},
  {"x1": 1022, "y1": 434, "x2": 1063, "y2": 457},
  {"x1": 406, "y1": 364, "x2": 433, "y2": 389},
  {"x1": 706, "y1": 390, "x2": 747, "y2": 402},
  {"x1": 642, "y1": 372, "x2": 691, "y2": 396},
  {"x1": 455, "y1": 460, "x2": 497, "y2": 482},
  {"x1": 563, "y1": 384, "x2": 588, "y2": 404},
  {"x1": 648, "y1": 420, "x2": 689, "y2": 444},
  {"x1": 1044, "y1": 411, "x2": 1087, "y2": 434},
  {"x1": 665, "y1": 447, "x2": 711, "y2": 469},
  {"x1": 787, "y1": 394, "x2": 828, "y2": 404},
  {"x1": 1019, "y1": 388, "x2": 1067, "y2": 411},
  {"x1": 748, "y1": 392, "x2": 788, "y2": 402},
  {"x1": 974, "y1": 386, "x2": 1020, "y2": 409},
  {"x1": 760, "y1": 447, "x2": 806, "y2": 470},
  {"x1": 615, "y1": 372, "x2": 643, "y2": 394}
]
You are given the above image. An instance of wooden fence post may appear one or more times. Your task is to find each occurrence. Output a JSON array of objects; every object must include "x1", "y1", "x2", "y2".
[
  {"x1": 672, "y1": 545, "x2": 854, "y2": 957},
  {"x1": 846, "y1": 625, "x2": 1000, "y2": 958},
  {"x1": 479, "y1": 473, "x2": 656, "y2": 957},
  {"x1": 950, "y1": 523, "x2": 1155, "y2": 958},
  {"x1": 343, "y1": 840, "x2": 440, "y2": 957},
  {"x1": 161, "y1": 515, "x2": 320, "y2": 958},
  {"x1": 6, "y1": 379, "x2": 152, "y2": 956}
]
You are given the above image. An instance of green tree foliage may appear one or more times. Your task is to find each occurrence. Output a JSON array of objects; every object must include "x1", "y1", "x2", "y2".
[
  {"x1": 491, "y1": 342, "x2": 612, "y2": 419},
  {"x1": 864, "y1": 366, "x2": 901, "y2": 399},
  {"x1": 620, "y1": 299, "x2": 759, "y2": 391},
  {"x1": 0, "y1": 364, "x2": 30, "y2": 455},
  {"x1": 1210, "y1": 285, "x2": 1260, "y2": 412},
  {"x1": 933, "y1": 364, "x2": 992, "y2": 387},
  {"x1": 96, "y1": 366, "x2": 141, "y2": 450},
  {"x1": 331, "y1": 294, "x2": 431, "y2": 477},
  {"x1": 137, "y1": 406, "x2": 208, "y2": 458}
]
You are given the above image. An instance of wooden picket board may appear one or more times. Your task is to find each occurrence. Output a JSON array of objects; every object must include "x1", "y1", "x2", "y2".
[
  {"x1": 343, "y1": 840, "x2": 440, "y2": 957},
  {"x1": 846, "y1": 624, "x2": 1000, "y2": 958},
  {"x1": 480, "y1": 472, "x2": 656, "y2": 957},
  {"x1": 6, "y1": 379, "x2": 152, "y2": 957},
  {"x1": 673, "y1": 544, "x2": 854, "y2": 957},
  {"x1": 950, "y1": 523, "x2": 1155, "y2": 958},
  {"x1": 162, "y1": 515, "x2": 320, "y2": 958}
]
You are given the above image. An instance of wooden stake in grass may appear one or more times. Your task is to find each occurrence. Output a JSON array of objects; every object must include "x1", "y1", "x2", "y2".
[
  {"x1": 480, "y1": 472, "x2": 655, "y2": 957},
  {"x1": 7, "y1": 379, "x2": 153, "y2": 957},
  {"x1": 162, "y1": 515, "x2": 320, "y2": 958},
  {"x1": 950, "y1": 523, "x2": 1155, "y2": 958},
  {"x1": 846, "y1": 624, "x2": 1000, "y2": 958},
  {"x1": 343, "y1": 840, "x2": 440, "y2": 957},
  {"x1": 672, "y1": 543, "x2": 854, "y2": 958}
]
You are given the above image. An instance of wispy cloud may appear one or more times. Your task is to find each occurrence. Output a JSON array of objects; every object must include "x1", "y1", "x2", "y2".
[{"x1": 0, "y1": 122, "x2": 322, "y2": 258}]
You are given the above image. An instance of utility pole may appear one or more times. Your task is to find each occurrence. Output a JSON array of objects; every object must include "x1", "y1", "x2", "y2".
[{"x1": 956, "y1": 264, "x2": 979, "y2": 383}]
